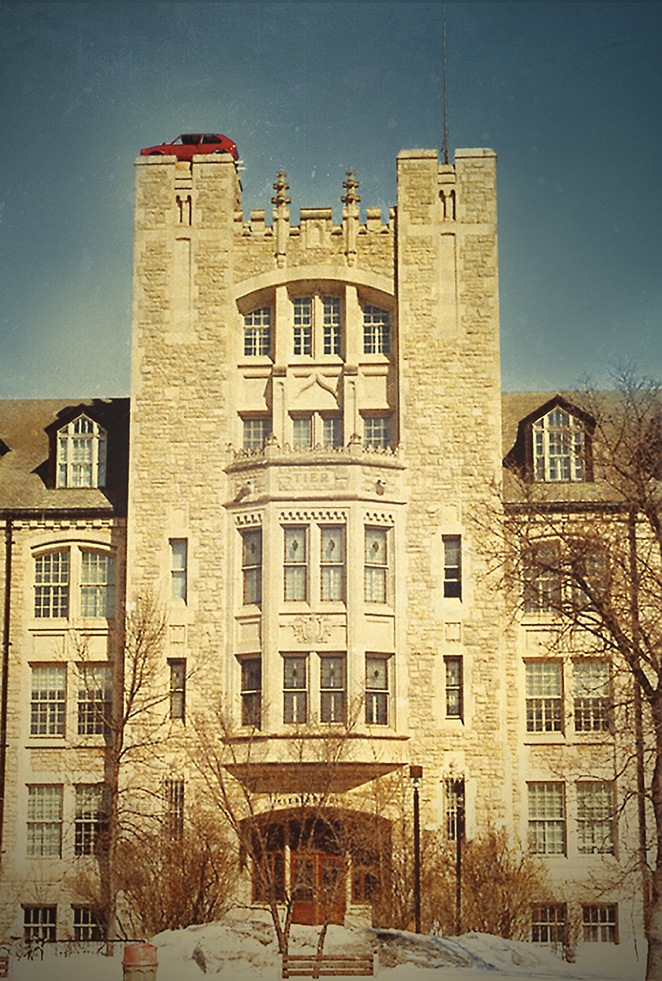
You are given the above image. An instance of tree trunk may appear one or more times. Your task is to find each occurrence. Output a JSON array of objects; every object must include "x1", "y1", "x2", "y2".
[{"x1": 646, "y1": 696, "x2": 662, "y2": 979}]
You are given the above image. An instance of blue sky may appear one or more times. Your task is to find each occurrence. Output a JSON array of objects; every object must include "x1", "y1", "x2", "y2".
[{"x1": 1, "y1": 2, "x2": 660, "y2": 397}]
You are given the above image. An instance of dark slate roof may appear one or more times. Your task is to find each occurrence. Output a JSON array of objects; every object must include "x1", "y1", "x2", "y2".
[{"x1": 0, "y1": 399, "x2": 129, "y2": 515}]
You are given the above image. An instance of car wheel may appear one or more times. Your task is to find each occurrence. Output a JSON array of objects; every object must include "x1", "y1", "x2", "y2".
[
  {"x1": 148, "y1": 151, "x2": 163, "y2": 156},
  {"x1": 211, "y1": 149, "x2": 224, "y2": 154}
]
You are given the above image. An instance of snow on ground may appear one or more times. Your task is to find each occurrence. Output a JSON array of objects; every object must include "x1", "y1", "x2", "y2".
[{"x1": 9, "y1": 909, "x2": 647, "y2": 980}]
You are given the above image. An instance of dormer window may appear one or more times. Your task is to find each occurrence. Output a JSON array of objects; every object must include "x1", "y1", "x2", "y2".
[
  {"x1": 533, "y1": 408, "x2": 585, "y2": 482},
  {"x1": 57, "y1": 416, "x2": 107, "y2": 488}
]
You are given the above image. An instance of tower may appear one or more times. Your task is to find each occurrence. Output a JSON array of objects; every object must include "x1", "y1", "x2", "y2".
[{"x1": 127, "y1": 144, "x2": 504, "y2": 923}]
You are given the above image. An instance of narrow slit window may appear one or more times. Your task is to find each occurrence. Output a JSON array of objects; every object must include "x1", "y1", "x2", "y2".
[
  {"x1": 170, "y1": 539, "x2": 187, "y2": 602},
  {"x1": 445, "y1": 657, "x2": 463, "y2": 719},
  {"x1": 443, "y1": 536, "x2": 462, "y2": 599},
  {"x1": 169, "y1": 659, "x2": 186, "y2": 720}
]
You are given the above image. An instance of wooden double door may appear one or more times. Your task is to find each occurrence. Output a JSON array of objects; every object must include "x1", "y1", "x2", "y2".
[{"x1": 291, "y1": 852, "x2": 346, "y2": 925}]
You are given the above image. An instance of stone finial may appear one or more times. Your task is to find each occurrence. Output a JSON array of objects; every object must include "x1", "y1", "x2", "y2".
[
  {"x1": 272, "y1": 171, "x2": 291, "y2": 268},
  {"x1": 271, "y1": 171, "x2": 291, "y2": 208},
  {"x1": 341, "y1": 170, "x2": 361, "y2": 206},
  {"x1": 342, "y1": 171, "x2": 360, "y2": 267}
]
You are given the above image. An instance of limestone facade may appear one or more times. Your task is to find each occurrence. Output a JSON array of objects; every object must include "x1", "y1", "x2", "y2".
[{"x1": 0, "y1": 146, "x2": 645, "y2": 947}]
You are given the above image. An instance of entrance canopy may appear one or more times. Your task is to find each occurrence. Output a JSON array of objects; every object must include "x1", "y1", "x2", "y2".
[{"x1": 226, "y1": 761, "x2": 402, "y2": 794}]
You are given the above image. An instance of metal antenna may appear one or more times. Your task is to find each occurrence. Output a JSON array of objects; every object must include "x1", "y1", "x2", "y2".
[{"x1": 443, "y1": 0, "x2": 449, "y2": 165}]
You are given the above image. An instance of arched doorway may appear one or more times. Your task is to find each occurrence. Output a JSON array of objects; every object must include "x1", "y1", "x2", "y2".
[{"x1": 242, "y1": 807, "x2": 391, "y2": 926}]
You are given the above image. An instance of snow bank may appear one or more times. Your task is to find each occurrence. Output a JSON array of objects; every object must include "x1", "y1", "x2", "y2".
[{"x1": 8, "y1": 910, "x2": 647, "y2": 980}]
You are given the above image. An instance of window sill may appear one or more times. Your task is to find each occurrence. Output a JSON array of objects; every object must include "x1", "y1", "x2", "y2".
[{"x1": 523, "y1": 732, "x2": 566, "y2": 744}]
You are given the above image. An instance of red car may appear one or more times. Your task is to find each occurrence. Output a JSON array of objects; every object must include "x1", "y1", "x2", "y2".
[{"x1": 140, "y1": 133, "x2": 238, "y2": 161}]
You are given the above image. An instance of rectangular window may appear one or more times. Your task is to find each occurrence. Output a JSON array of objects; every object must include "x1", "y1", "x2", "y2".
[
  {"x1": 526, "y1": 662, "x2": 563, "y2": 733},
  {"x1": 244, "y1": 307, "x2": 271, "y2": 357},
  {"x1": 583, "y1": 904, "x2": 617, "y2": 943},
  {"x1": 443, "y1": 536, "x2": 462, "y2": 599},
  {"x1": 31, "y1": 666, "x2": 66, "y2": 737},
  {"x1": 283, "y1": 656, "x2": 308, "y2": 724},
  {"x1": 293, "y1": 297, "x2": 312, "y2": 355},
  {"x1": 73, "y1": 907, "x2": 102, "y2": 942},
  {"x1": 170, "y1": 539, "x2": 187, "y2": 602},
  {"x1": 75, "y1": 784, "x2": 107, "y2": 856},
  {"x1": 323, "y1": 417, "x2": 343, "y2": 448},
  {"x1": 574, "y1": 660, "x2": 610, "y2": 732},
  {"x1": 320, "y1": 526, "x2": 345, "y2": 601},
  {"x1": 292, "y1": 416, "x2": 313, "y2": 449},
  {"x1": 445, "y1": 657, "x2": 463, "y2": 719},
  {"x1": 577, "y1": 782, "x2": 615, "y2": 855},
  {"x1": 523, "y1": 542, "x2": 561, "y2": 613},
  {"x1": 23, "y1": 906, "x2": 56, "y2": 942},
  {"x1": 284, "y1": 527, "x2": 307, "y2": 601},
  {"x1": 165, "y1": 778, "x2": 185, "y2": 839},
  {"x1": 320, "y1": 655, "x2": 346, "y2": 723},
  {"x1": 323, "y1": 296, "x2": 342, "y2": 355},
  {"x1": 363, "y1": 305, "x2": 390, "y2": 355},
  {"x1": 365, "y1": 528, "x2": 388, "y2": 603},
  {"x1": 81, "y1": 551, "x2": 115, "y2": 617},
  {"x1": 365, "y1": 656, "x2": 389, "y2": 725},
  {"x1": 363, "y1": 416, "x2": 391, "y2": 449},
  {"x1": 35, "y1": 551, "x2": 69, "y2": 618},
  {"x1": 444, "y1": 778, "x2": 465, "y2": 841},
  {"x1": 243, "y1": 418, "x2": 271, "y2": 451},
  {"x1": 169, "y1": 659, "x2": 186, "y2": 720},
  {"x1": 78, "y1": 665, "x2": 112, "y2": 735},
  {"x1": 241, "y1": 657, "x2": 262, "y2": 728},
  {"x1": 528, "y1": 782, "x2": 565, "y2": 855},
  {"x1": 532, "y1": 904, "x2": 566, "y2": 944},
  {"x1": 242, "y1": 529, "x2": 262, "y2": 605},
  {"x1": 27, "y1": 785, "x2": 63, "y2": 857}
]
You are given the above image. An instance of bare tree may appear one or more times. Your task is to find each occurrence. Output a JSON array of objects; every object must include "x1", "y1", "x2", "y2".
[
  {"x1": 423, "y1": 829, "x2": 548, "y2": 940},
  {"x1": 73, "y1": 593, "x2": 169, "y2": 941},
  {"x1": 492, "y1": 370, "x2": 662, "y2": 979},
  {"x1": 191, "y1": 699, "x2": 372, "y2": 957},
  {"x1": 115, "y1": 804, "x2": 237, "y2": 936}
]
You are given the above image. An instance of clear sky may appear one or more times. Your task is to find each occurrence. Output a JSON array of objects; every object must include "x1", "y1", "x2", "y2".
[{"x1": 1, "y1": 2, "x2": 660, "y2": 398}]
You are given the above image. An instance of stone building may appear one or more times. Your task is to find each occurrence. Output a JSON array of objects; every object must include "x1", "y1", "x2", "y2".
[{"x1": 0, "y1": 145, "x2": 645, "y2": 948}]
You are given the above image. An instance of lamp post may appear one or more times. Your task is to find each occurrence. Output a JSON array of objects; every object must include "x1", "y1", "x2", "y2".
[
  {"x1": 450, "y1": 777, "x2": 465, "y2": 935},
  {"x1": 409, "y1": 765, "x2": 423, "y2": 933}
]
